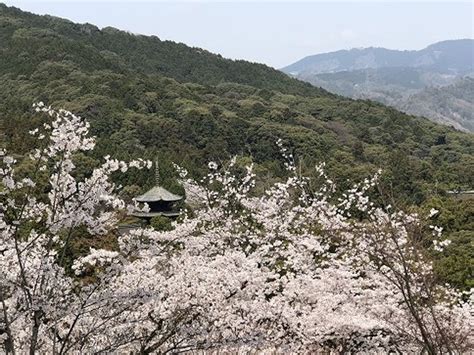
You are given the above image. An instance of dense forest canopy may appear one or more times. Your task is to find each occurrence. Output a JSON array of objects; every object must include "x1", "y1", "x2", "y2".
[
  {"x1": 0, "y1": 4, "x2": 473, "y2": 290},
  {"x1": 0, "y1": 4, "x2": 323, "y2": 95}
]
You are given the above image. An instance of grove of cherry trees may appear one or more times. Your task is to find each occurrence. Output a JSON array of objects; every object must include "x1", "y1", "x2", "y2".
[{"x1": 0, "y1": 104, "x2": 471, "y2": 353}]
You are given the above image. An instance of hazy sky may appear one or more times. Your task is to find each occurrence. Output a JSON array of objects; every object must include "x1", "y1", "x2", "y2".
[{"x1": 3, "y1": 1, "x2": 473, "y2": 68}]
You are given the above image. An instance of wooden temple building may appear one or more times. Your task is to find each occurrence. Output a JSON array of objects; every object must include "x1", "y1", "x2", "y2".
[{"x1": 131, "y1": 161, "x2": 184, "y2": 221}]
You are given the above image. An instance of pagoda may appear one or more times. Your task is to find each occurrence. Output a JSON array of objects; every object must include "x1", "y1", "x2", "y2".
[{"x1": 131, "y1": 161, "x2": 183, "y2": 220}]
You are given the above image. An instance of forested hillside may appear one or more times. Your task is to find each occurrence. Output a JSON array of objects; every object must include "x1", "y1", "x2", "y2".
[
  {"x1": 0, "y1": 4, "x2": 473, "y2": 289},
  {"x1": 0, "y1": 4, "x2": 322, "y2": 96}
]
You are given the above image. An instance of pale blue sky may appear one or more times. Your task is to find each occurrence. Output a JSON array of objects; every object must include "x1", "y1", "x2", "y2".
[{"x1": 3, "y1": 1, "x2": 473, "y2": 68}]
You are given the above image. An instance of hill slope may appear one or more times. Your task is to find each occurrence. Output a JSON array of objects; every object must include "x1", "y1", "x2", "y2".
[
  {"x1": 0, "y1": 4, "x2": 324, "y2": 96},
  {"x1": 0, "y1": 4, "x2": 473, "y2": 204}
]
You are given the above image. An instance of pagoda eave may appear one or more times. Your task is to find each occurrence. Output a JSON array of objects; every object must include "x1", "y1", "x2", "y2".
[{"x1": 131, "y1": 211, "x2": 180, "y2": 218}]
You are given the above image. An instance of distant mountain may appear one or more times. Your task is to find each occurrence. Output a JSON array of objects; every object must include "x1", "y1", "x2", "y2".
[
  {"x1": 282, "y1": 40, "x2": 474, "y2": 132},
  {"x1": 282, "y1": 39, "x2": 474, "y2": 76}
]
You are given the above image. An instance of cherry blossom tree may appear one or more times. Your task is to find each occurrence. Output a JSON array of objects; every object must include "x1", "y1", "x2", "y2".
[{"x1": 0, "y1": 104, "x2": 471, "y2": 354}]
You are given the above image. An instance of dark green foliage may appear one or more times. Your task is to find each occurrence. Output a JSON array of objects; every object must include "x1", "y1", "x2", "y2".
[
  {"x1": 150, "y1": 216, "x2": 173, "y2": 232},
  {"x1": 0, "y1": 4, "x2": 323, "y2": 96},
  {"x1": 434, "y1": 231, "x2": 473, "y2": 291},
  {"x1": 58, "y1": 225, "x2": 119, "y2": 277},
  {"x1": 421, "y1": 197, "x2": 474, "y2": 290}
]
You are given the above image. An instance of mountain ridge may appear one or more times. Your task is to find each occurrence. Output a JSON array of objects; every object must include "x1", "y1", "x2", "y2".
[{"x1": 282, "y1": 39, "x2": 474, "y2": 75}]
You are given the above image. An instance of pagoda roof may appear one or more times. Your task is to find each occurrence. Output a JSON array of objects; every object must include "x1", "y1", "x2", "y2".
[{"x1": 135, "y1": 186, "x2": 183, "y2": 203}]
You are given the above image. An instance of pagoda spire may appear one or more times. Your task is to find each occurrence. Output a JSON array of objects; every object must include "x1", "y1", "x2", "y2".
[{"x1": 155, "y1": 159, "x2": 160, "y2": 185}]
